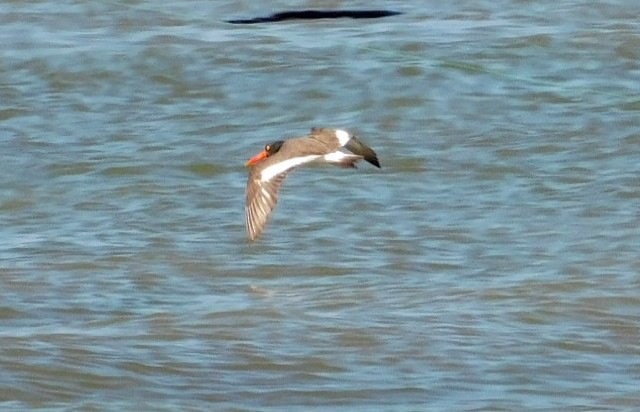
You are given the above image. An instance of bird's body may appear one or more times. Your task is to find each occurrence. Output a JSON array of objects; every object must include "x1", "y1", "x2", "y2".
[{"x1": 245, "y1": 128, "x2": 381, "y2": 241}]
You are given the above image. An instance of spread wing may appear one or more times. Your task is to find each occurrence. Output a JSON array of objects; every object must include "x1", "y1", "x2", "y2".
[
  {"x1": 245, "y1": 172, "x2": 288, "y2": 241},
  {"x1": 245, "y1": 151, "x2": 323, "y2": 241}
]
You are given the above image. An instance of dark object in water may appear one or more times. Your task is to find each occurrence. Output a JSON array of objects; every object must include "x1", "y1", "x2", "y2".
[{"x1": 227, "y1": 9, "x2": 402, "y2": 24}]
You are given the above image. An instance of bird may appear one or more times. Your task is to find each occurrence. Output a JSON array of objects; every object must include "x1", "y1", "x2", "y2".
[{"x1": 244, "y1": 127, "x2": 381, "y2": 241}]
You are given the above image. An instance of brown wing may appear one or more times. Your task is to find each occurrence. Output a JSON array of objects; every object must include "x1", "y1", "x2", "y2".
[
  {"x1": 307, "y1": 128, "x2": 343, "y2": 152},
  {"x1": 245, "y1": 172, "x2": 288, "y2": 241}
]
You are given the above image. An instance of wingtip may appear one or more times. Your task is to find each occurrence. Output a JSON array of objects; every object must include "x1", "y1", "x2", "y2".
[
  {"x1": 366, "y1": 154, "x2": 381, "y2": 168},
  {"x1": 344, "y1": 136, "x2": 381, "y2": 168},
  {"x1": 360, "y1": 150, "x2": 381, "y2": 168},
  {"x1": 246, "y1": 228, "x2": 261, "y2": 242}
]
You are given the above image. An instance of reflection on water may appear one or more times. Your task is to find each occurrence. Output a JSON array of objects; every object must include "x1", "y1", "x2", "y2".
[{"x1": 1, "y1": 0, "x2": 639, "y2": 409}]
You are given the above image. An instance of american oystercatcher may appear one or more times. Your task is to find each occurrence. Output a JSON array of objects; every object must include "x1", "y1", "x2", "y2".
[{"x1": 244, "y1": 127, "x2": 381, "y2": 241}]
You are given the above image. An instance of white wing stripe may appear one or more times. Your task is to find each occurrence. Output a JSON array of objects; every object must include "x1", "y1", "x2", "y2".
[
  {"x1": 260, "y1": 155, "x2": 320, "y2": 182},
  {"x1": 335, "y1": 129, "x2": 351, "y2": 146},
  {"x1": 323, "y1": 151, "x2": 351, "y2": 163}
]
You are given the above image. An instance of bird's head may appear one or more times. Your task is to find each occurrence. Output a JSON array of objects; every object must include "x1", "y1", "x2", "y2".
[{"x1": 245, "y1": 140, "x2": 284, "y2": 167}]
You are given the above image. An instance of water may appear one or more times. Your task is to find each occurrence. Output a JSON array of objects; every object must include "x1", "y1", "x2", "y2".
[{"x1": 1, "y1": 0, "x2": 639, "y2": 410}]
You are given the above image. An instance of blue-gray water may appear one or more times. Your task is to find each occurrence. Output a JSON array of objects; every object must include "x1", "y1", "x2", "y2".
[{"x1": 1, "y1": 1, "x2": 639, "y2": 410}]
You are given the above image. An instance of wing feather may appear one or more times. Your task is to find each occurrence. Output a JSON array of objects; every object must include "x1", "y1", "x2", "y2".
[{"x1": 245, "y1": 172, "x2": 287, "y2": 241}]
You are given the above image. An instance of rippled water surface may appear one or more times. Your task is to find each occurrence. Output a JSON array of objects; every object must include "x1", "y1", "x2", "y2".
[{"x1": 1, "y1": 1, "x2": 639, "y2": 410}]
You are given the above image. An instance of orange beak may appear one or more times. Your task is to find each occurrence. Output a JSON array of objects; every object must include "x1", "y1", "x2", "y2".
[{"x1": 245, "y1": 150, "x2": 269, "y2": 167}]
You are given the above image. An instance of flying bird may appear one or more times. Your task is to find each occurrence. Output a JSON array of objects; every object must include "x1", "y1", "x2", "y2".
[{"x1": 244, "y1": 127, "x2": 381, "y2": 241}]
